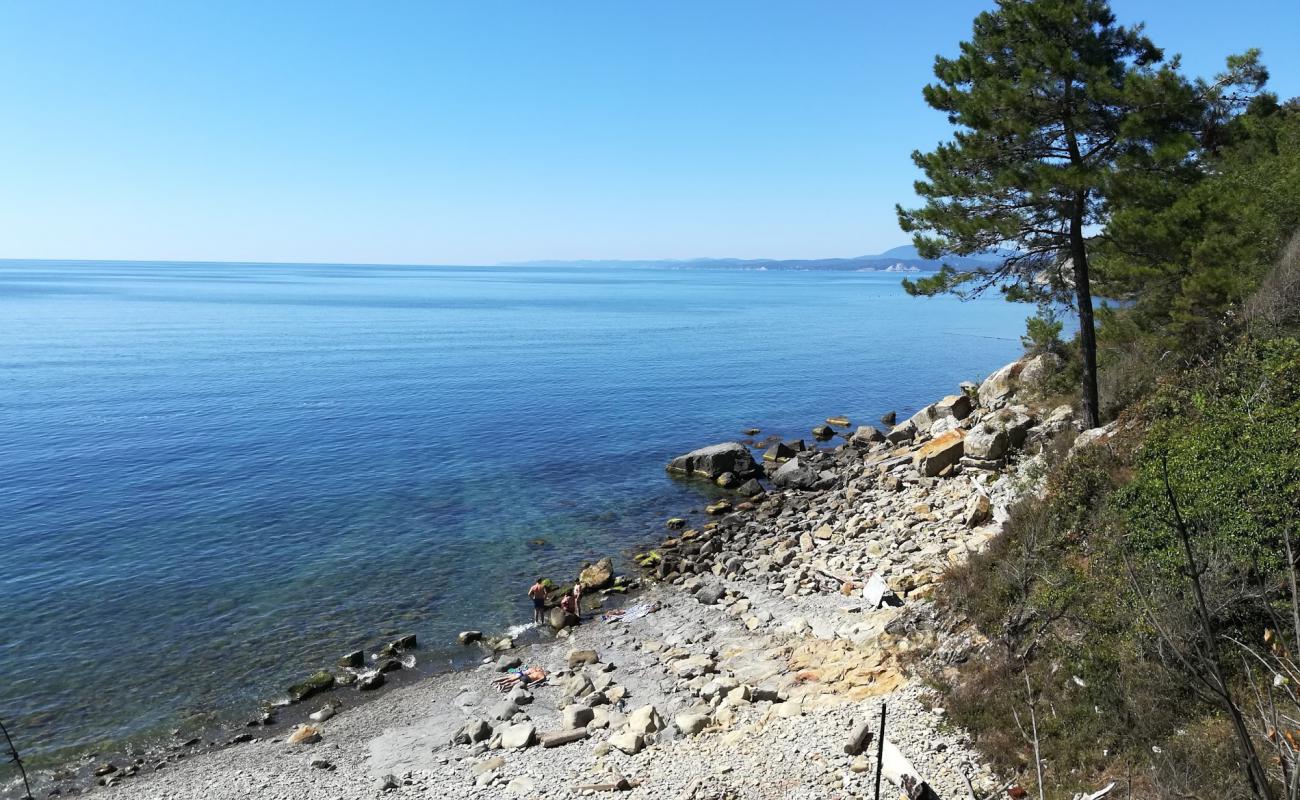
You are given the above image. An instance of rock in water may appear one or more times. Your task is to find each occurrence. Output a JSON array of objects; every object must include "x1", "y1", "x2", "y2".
[
  {"x1": 665, "y1": 442, "x2": 760, "y2": 480},
  {"x1": 811, "y1": 424, "x2": 835, "y2": 440},
  {"x1": 288, "y1": 671, "x2": 335, "y2": 703},
  {"x1": 578, "y1": 557, "x2": 614, "y2": 590},
  {"x1": 735, "y1": 478, "x2": 764, "y2": 497},
  {"x1": 458, "y1": 630, "x2": 483, "y2": 645}
]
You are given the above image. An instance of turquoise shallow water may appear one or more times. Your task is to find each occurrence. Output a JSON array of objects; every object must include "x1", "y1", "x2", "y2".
[{"x1": 0, "y1": 260, "x2": 1025, "y2": 770}]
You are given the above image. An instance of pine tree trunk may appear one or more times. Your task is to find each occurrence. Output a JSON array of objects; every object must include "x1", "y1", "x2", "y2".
[{"x1": 1070, "y1": 192, "x2": 1101, "y2": 429}]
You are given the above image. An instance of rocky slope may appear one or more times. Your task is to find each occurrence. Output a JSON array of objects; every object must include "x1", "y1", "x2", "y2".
[{"x1": 79, "y1": 352, "x2": 1091, "y2": 800}]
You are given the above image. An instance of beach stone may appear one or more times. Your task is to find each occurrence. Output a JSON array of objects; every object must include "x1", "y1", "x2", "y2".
[
  {"x1": 507, "y1": 776, "x2": 537, "y2": 795},
  {"x1": 472, "y1": 756, "x2": 505, "y2": 775},
  {"x1": 548, "y1": 607, "x2": 580, "y2": 630},
  {"x1": 357, "y1": 672, "x2": 386, "y2": 691},
  {"x1": 964, "y1": 493, "x2": 992, "y2": 527},
  {"x1": 567, "y1": 649, "x2": 599, "y2": 667},
  {"x1": 715, "y1": 471, "x2": 739, "y2": 488},
  {"x1": 736, "y1": 478, "x2": 764, "y2": 497},
  {"x1": 499, "y1": 722, "x2": 536, "y2": 749},
  {"x1": 675, "y1": 712, "x2": 711, "y2": 735},
  {"x1": 287, "y1": 725, "x2": 321, "y2": 745},
  {"x1": 579, "y1": 557, "x2": 614, "y2": 590},
  {"x1": 491, "y1": 700, "x2": 520, "y2": 721},
  {"x1": 563, "y1": 704, "x2": 594, "y2": 729},
  {"x1": 695, "y1": 583, "x2": 725, "y2": 605},
  {"x1": 886, "y1": 420, "x2": 917, "y2": 444},
  {"x1": 458, "y1": 630, "x2": 483, "y2": 645},
  {"x1": 914, "y1": 429, "x2": 965, "y2": 477},
  {"x1": 770, "y1": 456, "x2": 823, "y2": 490},
  {"x1": 666, "y1": 442, "x2": 761, "y2": 480},
  {"x1": 625, "y1": 705, "x2": 664, "y2": 735},
  {"x1": 935, "y1": 393, "x2": 973, "y2": 420},
  {"x1": 851, "y1": 425, "x2": 885, "y2": 446},
  {"x1": 454, "y1": 719, "x2": 493, "y2": 745},
  {"x1": 376, "y1": 774, "x2": 399, "y2": 792},
  {"x1": 608, "y1": 730, "x2": 645, "y2": 755}
]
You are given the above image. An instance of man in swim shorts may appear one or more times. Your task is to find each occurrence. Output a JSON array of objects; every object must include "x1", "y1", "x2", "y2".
[{"x1": 528, "y1": 578, "x2": 547, "y2": 624}]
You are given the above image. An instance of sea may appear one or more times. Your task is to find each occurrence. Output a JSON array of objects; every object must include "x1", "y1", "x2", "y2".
[{"x1": 0, "y1": 260, "x2": 1025, "y2": 774}]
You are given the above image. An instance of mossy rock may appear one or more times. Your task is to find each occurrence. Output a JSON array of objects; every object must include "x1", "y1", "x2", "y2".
[
  {"x1": 288, "y1": 670, "x2": 335, "y2": 703},
  {"x1": 636, "y1": 551, "x2": 662, "y2": 567}
]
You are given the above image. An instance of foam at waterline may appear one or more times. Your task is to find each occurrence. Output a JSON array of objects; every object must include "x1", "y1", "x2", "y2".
[{"x1": 504, "y1": 621, "x2": 538, "y2": 638}]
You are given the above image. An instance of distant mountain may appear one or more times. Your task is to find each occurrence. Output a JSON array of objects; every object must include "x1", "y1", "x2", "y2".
[{"x1": 503, "y1": 247, "x2": 1006, "y2": 272}]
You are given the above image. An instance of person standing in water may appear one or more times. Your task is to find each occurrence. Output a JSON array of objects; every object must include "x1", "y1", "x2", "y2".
[{"x1": 528, "y1": 578, "x2": 547, "y2": 624}]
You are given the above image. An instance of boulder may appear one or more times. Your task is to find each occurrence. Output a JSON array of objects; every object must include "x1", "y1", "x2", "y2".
[
  {"x1": 578, "y1": 557, "x2": 614, "y2": 591},
  {"x1": 666, "y1": 443, "x2": 760, "y2": 480},
  {"x1": 812, "y1": 425, "x2": 835, "y2": 441},
  {"x1": 567, "y1": 649, "x2": 599, "y2": 668},
  {"x1": 357, "y1": 672, "x2": 385, "y2": 691},
  {"x1": 608, "y1": 730, "x2": 645, "y2": 755},
  {"x1": 458, "y1": 630, "x2": 483, "y2": 645},
  {"x1": 337, "y1": 651, "x2": 364, "y2": 669},
  {"x1": 499, "y1": 722, "x2": 536, "y2": 749},
  {"x1": 625, "y1": 705, "x2": 664, "y2": 735},
  {"x1": 675, "y1": 712, "x2": 711, "y2": 736},
  {"x1": 695, "y1": 583, "x2": 726, "y2": 605},
  {"x1": 735, "y1": 478, "x2": 764, "y2": 497},
  {"x1": 964, "y1": 424, "x2": 1009, "y2": 461},
  {"x1": 879, "y1": 411, "x2": 897, "y2": 426},
  {"x1": 562, "y1": 704, "x2": 594, "y2": 729},
  {"x1": 934, "y1": 394, "x2": 973, "y2": 421},
  {"x1": 1020, "y1": 352, "x2": 1063, "y2": 388},
  {"x1": 548, "y1": 607, "x2": 580, "y2": 630},
  {"x1": 763, "y1": 442, "x2": 797, "y2": 462},
  {"x1": 782, "y1": 438, "x2": 809, "y2": 452},
  {"x1": 454, "y1": 719, "x2": 493, "y2": 745},
  {"x1": 906, "y1": 403, "x2": 938, "y2": 431},
  {"x1": 770, "y1": 456, "x2": 824, "y2": 490},
  {"x1": 978, "y1": 358, "x2": 1027, "y2": 409},
  {"x1": 964, "y1": 493, "x2": 992, "y2": 527},
  {"x1": 913, "y1": 429, "x2": 965, "y2": 477},
  {"x1": 715, "y1": 471, "x2": 739, "y2": 488},
  {"x1": 850, "y1": 425, "x2": 885, "y2": 446},
  {"x1": 885, "y1": 420, "x2": 917, "y2": 444},
  {"x1": 288, "y1": 671, "x2": 335, "y2": 703}
]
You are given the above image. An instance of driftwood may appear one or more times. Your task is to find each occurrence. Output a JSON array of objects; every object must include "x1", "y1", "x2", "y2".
[
  {"x1": 844, "y1": 720, "x2": 874, "y2": 755},
  {"x1": 573, "y1": 777, "x2": 641, "y2": 792},
  {"x1": 540, "y1": 728, "x2": 589, "y2": 748}
]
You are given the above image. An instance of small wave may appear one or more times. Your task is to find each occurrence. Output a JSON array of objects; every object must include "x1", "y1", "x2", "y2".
[{"x1": 504, "y1": 621, "x2": 536, "y2": 638}]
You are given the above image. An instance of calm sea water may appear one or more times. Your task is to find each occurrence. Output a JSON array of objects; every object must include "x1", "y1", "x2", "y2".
[{"x1": 0, "y1": 260, "x2": 1024, "y2": 770}]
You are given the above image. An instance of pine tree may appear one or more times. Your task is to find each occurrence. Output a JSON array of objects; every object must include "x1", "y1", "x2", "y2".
[{"x1": 896, "y1": 0, "x2": 1200, "y2": 429}]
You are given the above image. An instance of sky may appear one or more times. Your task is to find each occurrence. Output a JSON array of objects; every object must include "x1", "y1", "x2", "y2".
[{"x1": 0, "y1": 1, "x2": 1297, "y2": 265}]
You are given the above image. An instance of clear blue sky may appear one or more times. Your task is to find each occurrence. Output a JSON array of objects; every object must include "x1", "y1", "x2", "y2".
[{"x1": 1, "y1": 1, "x2": 1296, "y2": 265}]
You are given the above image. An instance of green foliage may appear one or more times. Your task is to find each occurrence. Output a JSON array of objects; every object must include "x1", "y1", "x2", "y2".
[
  {"x1": 942, "y1": 336, "x2": 1300, "y2": 795},
  {"x1": 1021, "y1": 305, "x2": 1065, "y2": 356},
  {"x1": 1100, "y1": 96, "x2": 1300, "y2": 348},
  {"x1": 896, "y1": 0, "x2": 1199, "y2": 296},
  {"x1": 1117, "y1": 338, "x2": 1300, "y2": 572}
]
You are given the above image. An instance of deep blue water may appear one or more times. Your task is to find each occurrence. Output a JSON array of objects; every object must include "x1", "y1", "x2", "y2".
[{"x1": 0, "y1": 260, "x2": 1025, "y2": 769}]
